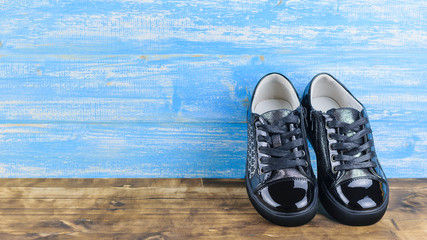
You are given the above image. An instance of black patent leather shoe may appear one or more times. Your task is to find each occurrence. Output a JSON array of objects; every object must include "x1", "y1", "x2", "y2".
[
  {"x1": 246, "y1": 73, "x2": 318, "y2": 226},
  {"x1": 302, "y1": 73, "x2": 389, "y2": 226}
]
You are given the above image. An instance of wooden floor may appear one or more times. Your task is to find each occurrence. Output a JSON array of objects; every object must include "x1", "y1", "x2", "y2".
[{"x1": 0, "y1": 178, "x2": 425, "y2": 240}]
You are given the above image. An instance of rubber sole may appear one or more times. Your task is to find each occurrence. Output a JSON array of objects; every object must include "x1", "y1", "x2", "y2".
[
  {"x1": 245, "y1": 174, "x2": 318, "y2": 226},
  {"x1": 319, "y1": 177, "x2": 389, "y2": 226}
]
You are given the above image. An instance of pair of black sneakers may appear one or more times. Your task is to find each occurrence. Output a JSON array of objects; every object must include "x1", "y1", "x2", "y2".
[{"x1": 246, "y1": 73, "x2": 389, "y2": 226}]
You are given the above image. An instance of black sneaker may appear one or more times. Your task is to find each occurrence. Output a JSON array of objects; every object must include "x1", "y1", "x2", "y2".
[
  {"x1": 246, "y1": 73, "x2": 318, "y2": 226},
  {"x1": 302, "y1": 73, "x2": 389, "y2": 226}
]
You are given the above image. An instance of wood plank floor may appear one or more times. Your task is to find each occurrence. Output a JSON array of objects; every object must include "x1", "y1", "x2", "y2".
[{"x1": 0, "y1": 178, "x2": 425, "y2": 240}]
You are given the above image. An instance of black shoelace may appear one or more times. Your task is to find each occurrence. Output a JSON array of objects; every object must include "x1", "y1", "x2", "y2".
[
  {"x1": 257, "y1": 113, "x2": 307, "y2": 173},
  {"x1": 327, "y1": 117, "x2": 377, "y2": 171}
]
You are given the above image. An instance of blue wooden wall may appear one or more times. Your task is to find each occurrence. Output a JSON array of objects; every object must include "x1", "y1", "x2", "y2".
[{"x1": 0, "y1": 0, "x2": 425, "y2": 178}]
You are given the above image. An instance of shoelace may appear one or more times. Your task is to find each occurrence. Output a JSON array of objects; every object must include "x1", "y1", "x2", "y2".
[
  {"x1": 257, "y1": 113, "x2": 307, "y2": 173},
  {"x1": 327, "y1": 116, "x2": 377, "y2": 171}
]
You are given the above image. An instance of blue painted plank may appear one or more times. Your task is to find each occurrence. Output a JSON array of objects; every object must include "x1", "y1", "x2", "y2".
[
  {"x1": 0, "y1": 123, "x2": 246, "y2": 178},
  {"x1": 0, "y1": 0, "x2": 425, "y2": 178},
  {"x1": 0, "y1": 122, "x2": 424, "y2": 178},
  {"x1": 1, "y1": 1, "x2": 425, "y2": 55},
  {"x1": 0, "y1": 54, "x2": 425, "y2": 123}
]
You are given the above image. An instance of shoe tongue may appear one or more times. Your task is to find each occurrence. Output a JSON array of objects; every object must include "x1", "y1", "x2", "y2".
[
  {"x1": 327, "y1": 108, "x2": 364, "y2": 161},
  {"x1": 327, "y1": 108, "x2": 361, "y2": 124},
  {"x1": 260, "y1": 109, "x2": 292, "y2": 124},
  {"x1": 259, "y1": 109, "x2": 306, "y2": 183}
]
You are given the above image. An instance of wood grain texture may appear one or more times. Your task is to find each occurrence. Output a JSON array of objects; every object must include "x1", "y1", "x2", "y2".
[
  {"x1": 0, "y1": 178, "x2": 424, "y2": 239},
  {"x1": 0, "y1": 0, "x2": 426, "y2": 177},
  {"x1": 0, "y1": 123, "x2": 246, "y2": 177}
]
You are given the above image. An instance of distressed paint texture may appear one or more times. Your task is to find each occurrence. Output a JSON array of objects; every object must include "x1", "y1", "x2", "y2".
[{"x1": 0, "y1": 0, "x2": 425, "y2": 177}]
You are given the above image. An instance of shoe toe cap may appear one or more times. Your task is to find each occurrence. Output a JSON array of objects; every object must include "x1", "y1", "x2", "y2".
[
  {"x1": 257, "y1": 179, "x2": 314, "y2": 212},
  {"x1": 335, "y1": 178, "x2": 387, "y2": 210}
]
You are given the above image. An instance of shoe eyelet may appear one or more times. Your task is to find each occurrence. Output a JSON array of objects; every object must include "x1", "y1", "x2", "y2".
[
  {"x1": 301, "y1": 150, "x2": 306, "y2": 157},
  {"x1": 328, "y1": 144, "x2": 334, "y2": 152},
  {"x1": 260, "y1": 168, "x2": 264, "y2": 174},
  {"x1": 331, "y1": 154, "x2": 336, "y2": 162},
  {"x1": 304, "y1": 161, "x2": 308, "y2": 167},
  {"x1": 332, "y1": 167, "x2": 337, "y2": 174},
  {"x1": 327, "y1": 133, "x2": 333, "y2": 140}
]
